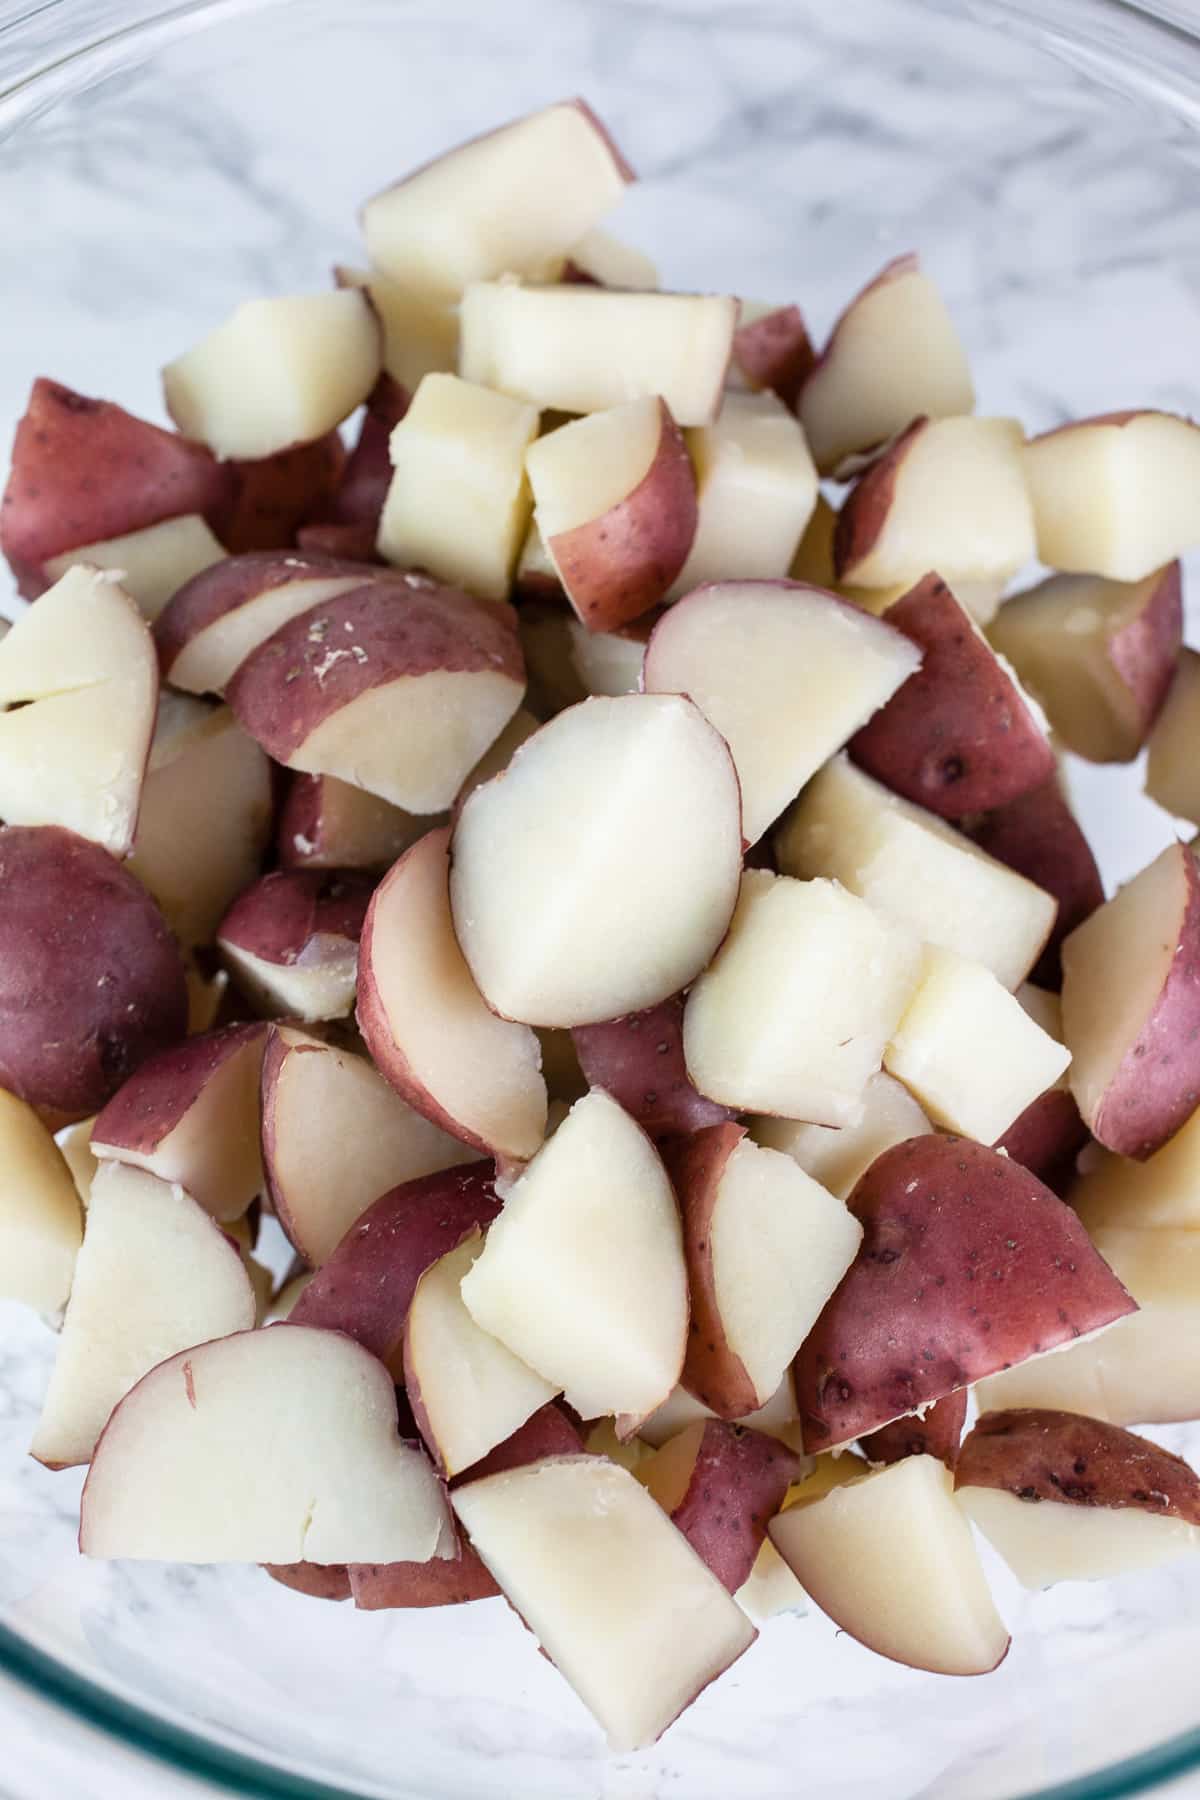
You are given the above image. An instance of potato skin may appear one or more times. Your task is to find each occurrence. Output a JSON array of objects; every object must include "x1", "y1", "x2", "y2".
[
  {"x1": 794, "y1": 1135, "x2": 1136, "y2": 1450},
  {"x1": 0, "y1": 826, "x2": 188, "y2": 1119},
  {"x1": 313, "y1": 373, "x2": 410, "y2": 538},
  {"x1": 154, "y1": 548, "x2": 377, "y2": 679},
  {"x1": 995, "y1": 1088, "x2": 1089, "y2": 1197},
  {"x1": 455, "y1": 1403, "x2": 584, "y2": 1483},
  {"x1": 667, "y1": 1420, "x2": 800, "y2": 1592},
  {"x1": 733, "y1": 305, "x2": 815, "y2": 408},
  {"x1": 264, "y1": 1562, "x2": 352, "y2": 1602},
  {"x1": 218, "y1": 869, "x2": 375, "y2": 965},
  {"x1": 571, "y1": 995, "x2": 733, "y2": 1142},
  {"x1": 848, "y1": 573, "x2": 1055, "y2": 817},
  {"x1": 666, "y1": 1123, "x2": 758, "y2": 1419},
  {"x1": 957, "y1": 1408, "x2": 1200, "y2": 1522},
  {"x1": 832, "y1": 415, "x2": 926, "y2": 580},
  {"x1": 215, "y1": 431, "x2": 346, "y2": 555},
  {"x1": 859, "y1": 1390, "x2": 967, "y2": 1471},
  {"x1": 92, "y1": 1021, "x2": 265, "y2": 1155}
]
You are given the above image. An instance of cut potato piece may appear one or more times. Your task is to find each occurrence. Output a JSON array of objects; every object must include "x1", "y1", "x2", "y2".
[
  {"x1": 460, "y1": 1090, "x2": 687, "y2": 1427},
  {"x1": 989, "y1": 563, "x2": 1181, "y2": 763},
  {"x1": 57, "y1": 1115, "x2": 98, "y2": 1209},
  {"x1": 683, "y1": 871, "x2": 920, "y2": 1125},
  {"x1": 219, "y1": 430, "x2": 347, "y2": 556},
  {"x1": 639, "y1": 1373, "x2": 804, "y2": 1453},
  {"x1": 452, "y1": 1455, "x2": 755, "y2": 1751},
  {"x1": 450, "y1": 695, "x2": 742, "y2": 1027},
  {"x1": 43, "y1": 514, "x2": 225, "y2": 622},
  {"x1": 1025, "y1": 412, "x2": 1200, "y2": 580},
  {"x1": 643, "y1": 580, "x2": 920, "y2": 844},
  {"x1": 362, "y1": 100, "x2": 632, "y2": 299},
  {"x1": 163, "y1": 291, "x2": 380, "y2": 460},
  {"x1": 0, "y1": 566, "x2": 156, "y2": 857},
  {"x1": 1072, "y1": 1104, "x2": 1200, "y2": 1232},
  {"x1": 376, "y1": 373, "x2": 538, "y2": 600},
  {"x1": 0, "y1": 1089, "x2": 82, "y2": 1313},
  {"x1": 563, "y1": 226, "x2": 658, "y2": 291},
  {"x1": 217, "y1": 870, "x2": 374, "y2": 1023},
  {"x1": 31, "y1": 1163, "x2": 256, "y2": 1468},
  {"x1": 81, "y1": 1325, "x2": 453, "y2": 1565},
  {"x1": 750, "y1": 1070, "x2": 932, "y2": 1201},
  {"x1": 769, "y1": 1455, "x2": 1009, "y2": 1675},
  {"x1": 727, "y1": 301, "x2": 815, "y2": 405},
  {"x1": 571, "y1": 992, "x2": 731, "y2": 1142},
  {"x1": 1147, "y1": 648, "x2": 1200, "y2": 822},
  {"x1": 334, "y1": 264, "x2": 457, "y2": 390},
  {"x1": 459, "y1": 282, "x2": 737, "y2": 426},
  {"x1": 278, "y1": 773, "x2": 426, "y2": 873},
  {"x1": 884, "y1": 946, "x2": 1070, "y2": 1145},
  {"x1": 776, "y1": 755, "x2": 1056, "y2": 990},
  {"x1": 357, "y1": 826, "x2": 547, "y2": 1163},
  {"x1": 639, "y1": 1418, "x2": 799, "y2": 1592},
  {"x1": 860, "y1": 1390, "x2": 967, "y2": 1471},
  {"x1": 526, "y1": 397, "x2": 696, "y2": 631}
]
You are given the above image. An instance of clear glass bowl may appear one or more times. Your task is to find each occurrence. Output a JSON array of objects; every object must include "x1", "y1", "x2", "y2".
[{"x1": 2, "y1": 1, "x2": 1200, "y2": 1795}]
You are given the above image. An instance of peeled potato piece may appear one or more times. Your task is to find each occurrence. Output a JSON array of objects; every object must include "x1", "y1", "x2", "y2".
[{"x1": 0, "y1": 1089, "x2": 82, "y2": 1314}]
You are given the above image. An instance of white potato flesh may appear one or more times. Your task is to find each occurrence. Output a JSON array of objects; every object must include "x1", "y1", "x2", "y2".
[
  {"x1": 799, "y1": 257, "x2": 974, "y2": 473},
  {"x1": 31, "y1": 1164, "x2": 255, "y2": 1468},
  {"x1": 335, "y1": 264, "x2": 458, "y2": 389},
  {"x1": 376, "y1": 372, "x2": 538, "y2": 600},
  {"x1": 842, "y1": 417, "x2": 1034, "y2": 590},
  {"x1": 1025, "y1": 413, "x2": 1200, "y2": 581},
  {"x1": 361, "y1": 828, "x2": 547, "y2": 1161},
  {"x1": 0, "y1": 566, "x2": 156, "y2": 857},
  {"x1": 1147, "y1": 648, "x2": 1200, "y2": 823},
  {"x1": 751, "y1": 1070, "x2": 933, "y2": 1201},
  {"x1": 43, "y1": 515, "x2": 226, "y2": 622},
  {"x1": 168, "y1": 572, "x2": 368, "y2": 697},
  {"x1": 526, "y1": 394, "x2": 663, "y2": 537},
  {"x1": 459, "y1": 1090, "x2": 687, "y2": 1424},
  {"x1": 267, "y1": 1270, "x2": 313, "y2": 1322},
  {"x1": 776, "y1": 755, "x2": 1056, "y2": 990},
  {"x1": 958, "y1": 1486, "x2": 1200, "y2": 1589},
  {"x1": 709, "y1": 1138, "x2": 862, "y2": 1404},
  {"x1": 456, "y1": 707, "x2": 541, "y2": 803},
  {"x1": 683, "y1": 871, "x2": 920, "y2": 1125},
  {"x1": 734, "y1": 1539, "x2": 809, "y2": 1622},
  {"x1": 643, "y1": 581, "x2": 920, "y2": 844},
  {"x1": 218, "y1": 938, "x2": 358, "y2": 1024},
  {"x1": 406, "y1": 1232, "x2": 557, "y2": 1476},
  {"x1": 452, "y1": 1455, "x2": 755, "y2": 1752},
  {"x1": 185, "y1": 963, "x2": 228, "y2": 1035},
  {"x1": 565, "y1": 621, "x2": 645, "y2": 698},
  {"x1": 516, "y1": 514, "x2": 561, "y2": 592},
  {"x1": 450, "y1": 695, "x2": 742, "y2": 1028},
  {"x1": 263, "y1": 1028, "x2": 472, "y2": 1265},
  {"x1": 564, "y1": 226, "x2": 659, "y2": 290},
  {"x1": 666, "y1": 392, "x2": 818, "y2": 596},
  {"x1": 1073, "y1": 1106, "x2": 1200, "y2": 1231},
  {"x1": 459, "y1": 283, "x2": 738, "y2": 426},
  {"x1": 0, "y1": 1091, "x2": 82, "y2": 1313},
  {"x1": 884, "y1": 946, "x2": 1071, "y2": 1145},
  {"x1": 362, "y1": 101, "x2": 631, "y2": 299},
  {"x1": 162, "y1": 291, "x2": 380, "y2": 460},
  {"x1": 80, "y1": 1325, "x2": 453, "y2": 1565},
  {"x1": 769, "y1": 1455, "x2": 1009, "y2": 1675},
  {"x1": 57, "y1": 1116, "x2": 98, "y2": 1209},
  {"x1": 639, "y1": 1372, "x2": 805, "y2": 1453}
]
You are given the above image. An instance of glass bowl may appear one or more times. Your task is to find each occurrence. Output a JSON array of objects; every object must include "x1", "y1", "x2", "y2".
[{"x1": 2, "y1": 1, "x2": 1200, "y2": 1795}]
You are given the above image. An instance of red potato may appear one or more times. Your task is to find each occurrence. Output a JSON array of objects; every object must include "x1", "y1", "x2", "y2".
[
  {"x1": 0, "y1": 566, "x2": 157, "y2": 857},
  {"x1": 0, "y1": 377, "x2": 230, "y2": 598},
  {"x1": 454, "y1": 707, "x2": 541, "y2": 810},
  {"x1": 640, "y1": 1420, "x2": 800, "y2": 1592},
  {"x1": 227, "y1": 578, "x2": 526, "y2": 814},
  {"x1": 335, "y1": 266, "x2": 457, "y2": 391},
  {"x1": 460, "y1": 1402, "x2": 585, "y2": 1482},
  {"x1": 42, "y1": 514, "x2": 226, "y2": 621},
  {"x1": 794, "y1": 1135, "x2": 1136, "y2": 1450},
  {"x1": 960, "y1": 777, "x2": 1104, "y2": 989},
  {"x1": 956, "y1": 1409, "x2": 1200, "y2": 1587},
  {"x1": 304, "y1": 373, "x2": 409, "y2": 542},
  {"x1": 525, "y1": 397, "x2": 697, "y2": 631},
  {"x1": 0, "y1": 826, "x2": 187, "y2": 1122},
  {"x1": 559, "y1": 225, "x2": 659, "y2": 292},
  {"x1": 798, "y1": 255, "x2": 975, "y2": 475},
  {"x1": 834, "y1": 416, "x2": 1034, "y2": 592},
  {"x1": 265, "y1": 1563, "x2": 352, "y2": 1602},
  {"x1": 514, "y1": 519, "x2": 564, "y2": 604},
  {"x1": 452, "y1": 1456, "x2": 756, "y2": 1753},
  {"x1": 215, "y1": 430, "x2": 346, "y2": 555},
  {"x1": 639, "y1": 1371, "x2": 804, "y2": 1455},
  {"x1": 859, "y1": 1390, "x2": 967, "y2": 1471},
  {"x1": 90, "y1": 1024, "x2": 266, "y2": 1222},
  {"x1": 1072, "y1": 1102, "x2": 1200, "y2": 1232},
  {"x1": 289, "y1": 1161, "x2": 500, "y2": 1375},
  {"x1": 643, "y1": 580, "x2": 921, "y2": 844},
  {"x1": 217, "y1": 869, "x2": 374, "y2": 1023},
  {"x1": 356, "y1": 828, "x2": 546, "y2": 1164},
  {"x1": 991, "y1": 986, "x2": 1088, "y2": 1194},
  {"x1": 277, "y1": 773, "x2": 426, "y2": 873},
  {"x1": 376, "y1": 373, "x2": 538, "y2": 601},
  {"x1": 1061, "y1": 841, "x2": 1200, "y2": 1159},
  {"x1": 30, "y1": 1162, "x2": 256, "y2": 1468},
  {"x1": 668, "y1": 1124, "x2": 862, "y2": 1418},
  {"x1": 361, "y1": 99, "x2": 633, "y2": 299},
  {"x1": 1146, "y1": 647, "x2": 1200, "y2": 823},
  {"x1": 750, "y1": 1070, "x2": 932, "y2": 1203},
  {"x1": 518, "y1": 600, "x2": 652, "y2": 718},
  {"x1": 0, "y1": 1090, "x2": 83, "y2": 1313},
  {"x1": 570, "y1": 994, "x2": 732, "y2": 1142},
  {"x1": 727, "y1": 301, "x2": 815, "y2": 406},
  {"x1": 449, "y1": 695, "x2": 742, "y2": 1028},
  {"x1": 295, "y1": 521, "x2": 380, "y2": 562},
  {"x1": 80, "y1": 1326, "x2": 454, "y2": 1565},
  {"x1": 163, "y1": 291, "x2": 381, "y2": 461},
  {"x1": 847, "y1": 574, "x2": 1053, "y2": 817},
  {"x1": 988, "y1": 563, "x2": 1182, "y2": 763},
  {"x1": 1024, "y1": 411, "x2": 1200, "y2": 580}
]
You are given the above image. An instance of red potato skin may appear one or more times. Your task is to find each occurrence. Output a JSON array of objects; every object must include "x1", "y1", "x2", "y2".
[
  {"x1": 318, "y1": 373, "x2": 409, "y2": 533},
  {"x1": 664, "y1": 1124, "x2": 759, "y2": 1420},
  {"x1": 295, "y1": 521, "x2": 381, "y2": 562},
  {"x1": 847, "y1": 574, "x2": 1056, "y2": 817},
  {"x1": 213, "y1": 432, "x2": 347, "y2": 555},
  {"x1": 547, "y1": 400, "x2": 698, "y2": 633},
  {"x1": 276, "y1": 774, "x2": 393, "y2": 872},
  {"x1": 666, "y1": 1421, "x2": 801, "y2": 1592},
  {"x1": 996, "y1": 1089, "x2": 1090, "y2": 1198},
  {"x1": 287, "y1": 1161, "x2": 502, "y2": 1375},
  {"x1": 859, "y1": 1389, "x2": 968, "y2": 1471},
  {"x1": 1109, "y1": 560, "x2": 1183, "y2": 743},
  {"x1": 453, "y1": 1403, "x2": 584, "y2": 1484},
  {"x1": 91, "y1": 1021, "x2": 266, "y2": 1155},
  {"x1": 264, "y1": 1562, "x2": 352, "y2": 1602},
  {"x1": 733, "y1": 305, "x2": 816, "y2": 409},
  {"x1": 961, "y1": 779, "x2": 1104, "y2": 990},
  {"x1": 794, "y1": 1135, "x2": 1137, "y2": 1450},
  {"x1": 217, "y1": 869, "x2": 375, "y2": 966},
  {"x1": 832, "y1": 415, "x2": 928, "y2": 581},
  {"x1": 0, "y1": 378, "x2": 232, "y2": 597},
  {"x1": 957, "y1": 1408, "x2": 1200, "y2": 1522},
  {"x1": 571, "y1": 995, "x2": 733, "y2": 1142},
  {"x1": 226, "y1": 579, "x2": 524, "y2": 763},
  {"x1": 0, "y1": 826, "x2": 189, "y2": 1121}
]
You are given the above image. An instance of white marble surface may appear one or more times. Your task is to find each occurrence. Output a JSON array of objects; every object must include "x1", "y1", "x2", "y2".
[{"x1": 3, "y1": 0, "x2": 1200, "y2": 1796}]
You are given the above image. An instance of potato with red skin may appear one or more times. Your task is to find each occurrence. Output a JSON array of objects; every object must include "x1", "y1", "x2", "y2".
[
  {"x1": 640, "y1": 1419, "x2": 800, "y2": 1592},
  {"x1": 794, "y1": 1135, "x2": 1137, "y2": 1450},
  {"x1": 306, "y1": 374, "x2": 409, "y2": 540},
  {"x1": 294, "y1": 522, "x2": 380, "y2": 562},
  {"x1": 997, "y1": 1090, "x2": 1089, "y2": 1197},
  {"x1": 264, "y1": 1563, "x2": 352, "y2": 1602},
  {"x1": 729, "y1": 303, "x2": 815, "y2": 406},
  {"x1": 570, "y1": 995, "x2": 732, "y2": 1142},
  {"x1": 0, "y1": 826, "x2": 188, "y2": 1122},
  {"x1": 217, "y1": 869, "x2": 375, "y2": 1022},
  {"x1": 859, "y1": 1390, "x2": 967, "y2": 1470},
  {"x1": 277, "y1": 773, "x2": 425, "y2": 873},
  {"x1": 848, "y1": 574, "x2": 1054, "y2": 817},
  {"x1": 0, "y1": 378, "x2": 230, "y2": 598},
  {"x1": 214, "y1": 431, "x2": 346, "y2": 555},
  {"x1": 457, "y1": 1402, "x2": 584, "y2": 1483}
]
